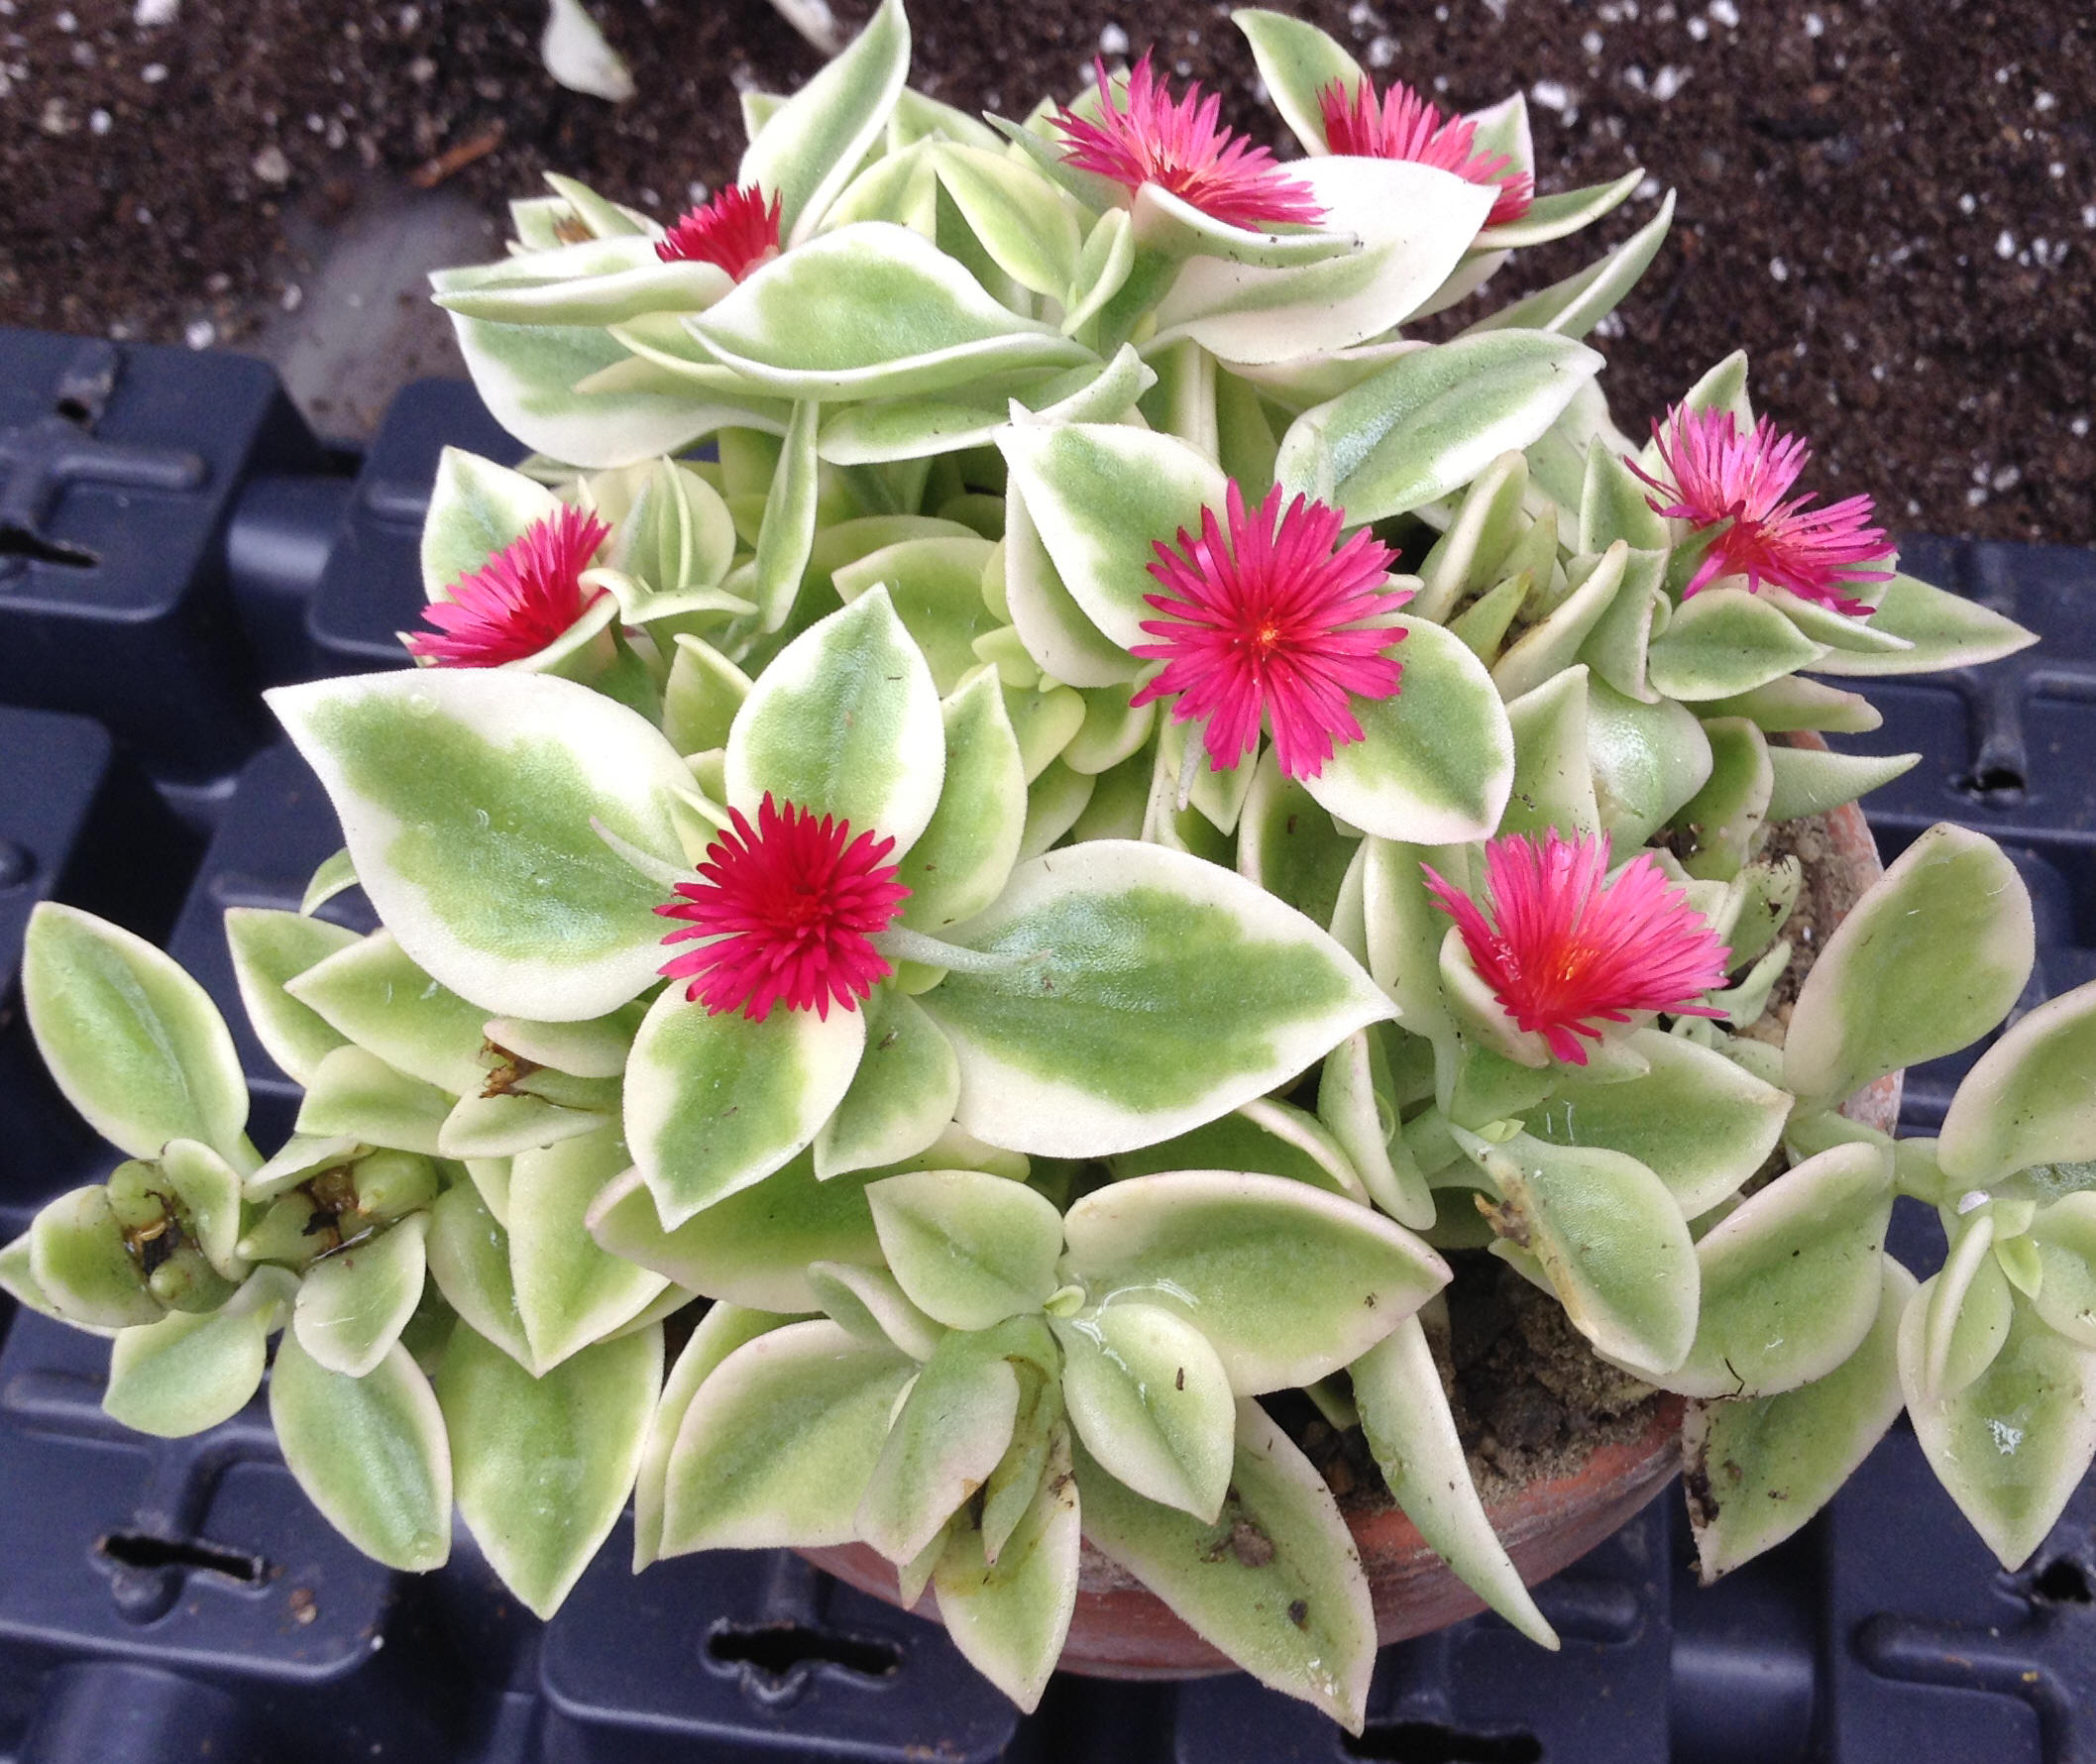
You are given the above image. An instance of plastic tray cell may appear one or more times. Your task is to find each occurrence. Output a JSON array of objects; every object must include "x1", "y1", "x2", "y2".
[
  {"x1": 164, "y1": 742, "x2": 379, "y2": 1153},
  {"x1": 540, "y1": 1531, "x2": 1025, "y2": 1764},
  {"x1": 0, "y1": 1311, "x2": 470, "y2": 1764},
  {"x1": 0, "y1": 331, "x2": 328, "y2": 780},
  {"x1": 304, "y1": 379, "x2": 528, "y2": 676}
]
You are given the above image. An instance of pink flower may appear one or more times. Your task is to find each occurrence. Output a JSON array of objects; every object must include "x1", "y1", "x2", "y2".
[
  {"x1": 1626, "y1": 406, "x2": 1896, "y2": 617},
  {"x1": 1423, "y1": 831, "x2": 1730, "y2": 1065},
  {"x1": 657, "y1": 794, "x2": 910, "y2": 1023},
  {"x1": 655, "y1": 183, "x2": 783, "y2": 280},
  {"x1": 406, "y1": 505, "x2": 612, "y2": 668},
  {"x1": 1129, "y1": 483, "x2": 1409, "y2": 780},
  {"x1": 1318, "y1": 78, "x2": 1533, "y2": 227},
  {"x1": 1053, "y1": 52, "x2": 1324, "y2": 230}
]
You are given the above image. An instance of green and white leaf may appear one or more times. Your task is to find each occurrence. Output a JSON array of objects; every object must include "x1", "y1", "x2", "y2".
[
  {"x1": 625, "y1": 984, "x2": 867, "y2": 1228},
  {"x1": 866, "y1": 1167, "x2": 1064, "y2": 1330},
  {"x1": 104, "y1": 1268, "x2": 292, "y2": 1438},
  {"x1": 1073, "y1": 1401, "x2": 1376, "y2": 1732},
  {"x1": 685, "y1": 223, "x2": 1089, "y2": 400},
  {"x1": 857, "y1": 1326, "x2": 1025, "y2": 1564},
  {"x1": 1461, "y1": 1129, "x2": 1699, "y2": 1378},
  {"x1": 1667, "y1": 1142, "x2": 1893, "y2": 1398},
  {"x1": 1062, "y1": 1170, "x2": 1446, "y2": 1392},
  {"x1": 1900, "y1": 1276, "x2": 2096, "y2": 1570},
  {"x1": 918, "y1": 841, "x2": 1393, "y2": 1157},
  {"x1": 1783, "y1": 824, "x2": 2034, "y2": 1110},
  {"x1": 814, "y1": 990, "x2": 960, "y2": 1178},
  {"x1": 25, "y1": 903, "x2": 249, "y2": 1165},
  {"x1": 268, "y1": 669, "x2": 691, "y2": 1022},
  {"x1": 293, "y1": 1214, "x2": 431, "y2": 1378},
  {"x1": 1274, "y1": 332, "x2": 1602, "y2": 526},
  {"x1": 659, "y1": 1318, "x2": 914, "y2": 1551},
  {"x1": 1053, "y1": 1300, "x2": 1236, "y2": 1521},
  {"x1": 996, "y1": 421, "x2": 1228, "y2": 650},
  {"x1": 1939, "y1": 981, "x2": 2096, "y2": 1186},
  {"x1": 739, "y1": 0, "x2": 909, "y2": 246},
  {"x1": 224, "y1": 908, "x2": 360, "y2": 1085},
  {"x1": 509, "y1": 1124, "x2": 669, "y2": 1371},
  {"x1": 1300, "y1": 614, "x2": 1515, "y2": 845},
  {"x1": 1353, "y1": 1317, "x2": 1558, "y2": 1645},
  {"x1": 587, "y1": 1153, "x2": 883, "y2": 1311},
  {"x1": 439, "y1": 1320, "x2": 662, "y2": 1618},
  {"x1": 932, "y1": 1424, "x2": 1081, "y2": 1714},
  {"x1": 271, "y1": 1331, "x2": 452, "y2": 1572},
  {"x1": 1685, "y1": 1260, "x2": 1916, "y2": 1581},
  {"x1": 725, "y1": 586, "x2": 945, "y2": 855},
  {"x1": 1527, "y1": 1027, "x2": 1791, "y2": 1220}
]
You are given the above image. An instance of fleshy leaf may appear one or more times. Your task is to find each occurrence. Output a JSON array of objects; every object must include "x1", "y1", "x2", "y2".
[
  {"x1": 1061, "y1": 1170, "x2": 1447, "y2": 1393},
  {"x1": 1685, "y1": 1260, "x2": 1916, "y2": 1581},
  {"x1": 931, "y1": 1423, "x2": 1081, "y2": 1714},
  {"x1": 1900, "y1": 1277, "x2": 2096, "y2": 1571},
  {"x1": 1808, "y1": 573, "x2": 2038, "y2": 678},
  {"x1": 1053, "y1": 1300, "x2": 1236, "y2": 1521},
  {"x1": 1234, "y1": 9, "x2": 1364, "y2": 153},
  {"x1": 1353, "y1": 1317, "x2": 1558, "y2": 1646},
  {"x1": 104, "y1": 1268, "x2": 291, "y2": 1438},
  {"x1": 857, "y1": 1325, "x2": 1026, "y2": 1564},
  {"x1": 1527, "y1": 1027, "x2": 1791, "y2": 1220},
  {"x1": 1299, "y1": 613, "x2": 1516, "y2": 845},
  {"x1": 831, "y1": 534, "x2": 1000, "y2": 694},
  {"x1": 896, "y1": 673, "x2": 1028, "y2": 933},
  {"x1": 293, "y1": 1214, "x2": 431, "y2": 1378},
  {"x1": 684, "y1": 223, "x2": 1089, "y2": 400},
  {"x1": 286, "y1": 930, "x2": 492, "y2": 1099},
  {"x1": 738, "y1": 0, "x2": 909, "y2": 246},
  {"x1": 271, "y1": 1331, "x2": 453, "y2": 1572},
  {"x1": 659, "y1": 1318, "x2": 914, "y2": 1550},
  {"x1": 1586, "y1": 680, "x2": 1713, "y2": 850},
  {"x1": 1783, "y1": 825, "x2": 2034, "y2": 1111},
  {"x1": 724, "y1": 586, "x2": 946, "y2": 857},
  {"x1": 1763, "y1": 745, "x2": 1919, "y2": 823},
  {"x1": 996, "y1": 421, "x2": 1229, "y2": 650},
  {"x1": 625, "y1": 984, "x2": 867, "y2": 1228},
  {"x1": 510, "y1": 1125, "x2": 669, "y2": 1371},
  {"x1": 866, "y1": 1167, "x2": 1064, "y2": 1330},
  {"x1": 1667, "y1": 1142, "x2": 1893, "y2": 1398},
  {"x1": 634, "y1": 1304, "x2": 793, "y2": 1570},
  {"x1": 438, "y1": 1320, "x2": 662, "y2": 1617},
  {"x1": 25, "y1": 904, "x2": 249, "y2": 1165},
  {"x1": 918, "y1": 841, "x2": 1393, "y2": 1157},
  {"x1": 587, "y1": 1153, "x2": 882, "y2": 1311},
  {"x1": 1073, "y1": 1401, "x2": 1376, "y2": 1732},
  {"x1": 1152, "y1": 159, "x2": 1493, "y2": 365},
  {"x1": 1461, "y1": 1129, "x2": 1699, "y2": 1378},
  {"x1": 814, "y1": 990, "x2": 960, "y2": 1179},
  {"x1": 1939, "y1": 980, "x2": 2096, "y2": 1186},
  {"x1": 268, "y1": 669, "x2": 691, "y2": 1022},
  {"x1": 1273, "y1": 332, "x2": 1603, "y2": 527},
  {"x1": 224, "y1": 908, "x2": 360, "y2": 1085},
  {"x1": 1644, "y1": 588, "x2": 1827, "y2": 702},
  {"x1": 420, "y1": 448, "x2": 563, "y2": 602}
]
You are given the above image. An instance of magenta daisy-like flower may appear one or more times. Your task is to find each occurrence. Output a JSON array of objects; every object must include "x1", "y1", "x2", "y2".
[
  {"x1": 1423, "y1": 831, "x2": 1731, "y2": 1066},
  {"x1": 1052, "y1": 52, "x2": 1324, "y2": 230},
  {"x1": 1626, "y1": 406, "x2": 1896, "y2": 617},
  {"x1": 1318, "y1": 78, "x2": 1534, "y2": 227},
  {"x1": 1129, "y1": 483, "x2": 1410, "y2": 780},
  {"x1": 406, "y1": 504, "x2": 612, "y2": 668},
  {"x1": 657, "y1": 794, "x2": 911, "y2": 1024},
  {"x1": 655, "y1": 182, "x2": 783, "y2": 280}
]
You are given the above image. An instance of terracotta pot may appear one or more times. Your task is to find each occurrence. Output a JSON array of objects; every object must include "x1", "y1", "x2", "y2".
[{"x1": 807, "y1": 789, "x2": 1899, "y2": 1676}]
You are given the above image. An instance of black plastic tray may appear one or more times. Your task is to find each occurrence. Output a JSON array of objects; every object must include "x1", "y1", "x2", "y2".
[{"x1": 2, "y1": 335, "x2": 2093, "y2": 1764}]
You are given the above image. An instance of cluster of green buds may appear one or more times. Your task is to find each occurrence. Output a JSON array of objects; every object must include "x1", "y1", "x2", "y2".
[{"x1": 1, "y1": 1, "x2": 2079, "y2": 1733}]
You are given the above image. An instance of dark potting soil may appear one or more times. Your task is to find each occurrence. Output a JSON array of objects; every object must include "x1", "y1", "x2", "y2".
[{"x1": 3, "y1": 0, "x2": 2091, "y2": 542}]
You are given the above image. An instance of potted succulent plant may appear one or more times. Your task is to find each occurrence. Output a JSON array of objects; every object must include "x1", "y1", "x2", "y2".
[{"x1": 3, "y1": 0, "x2": 2083, "y2": 1734}]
